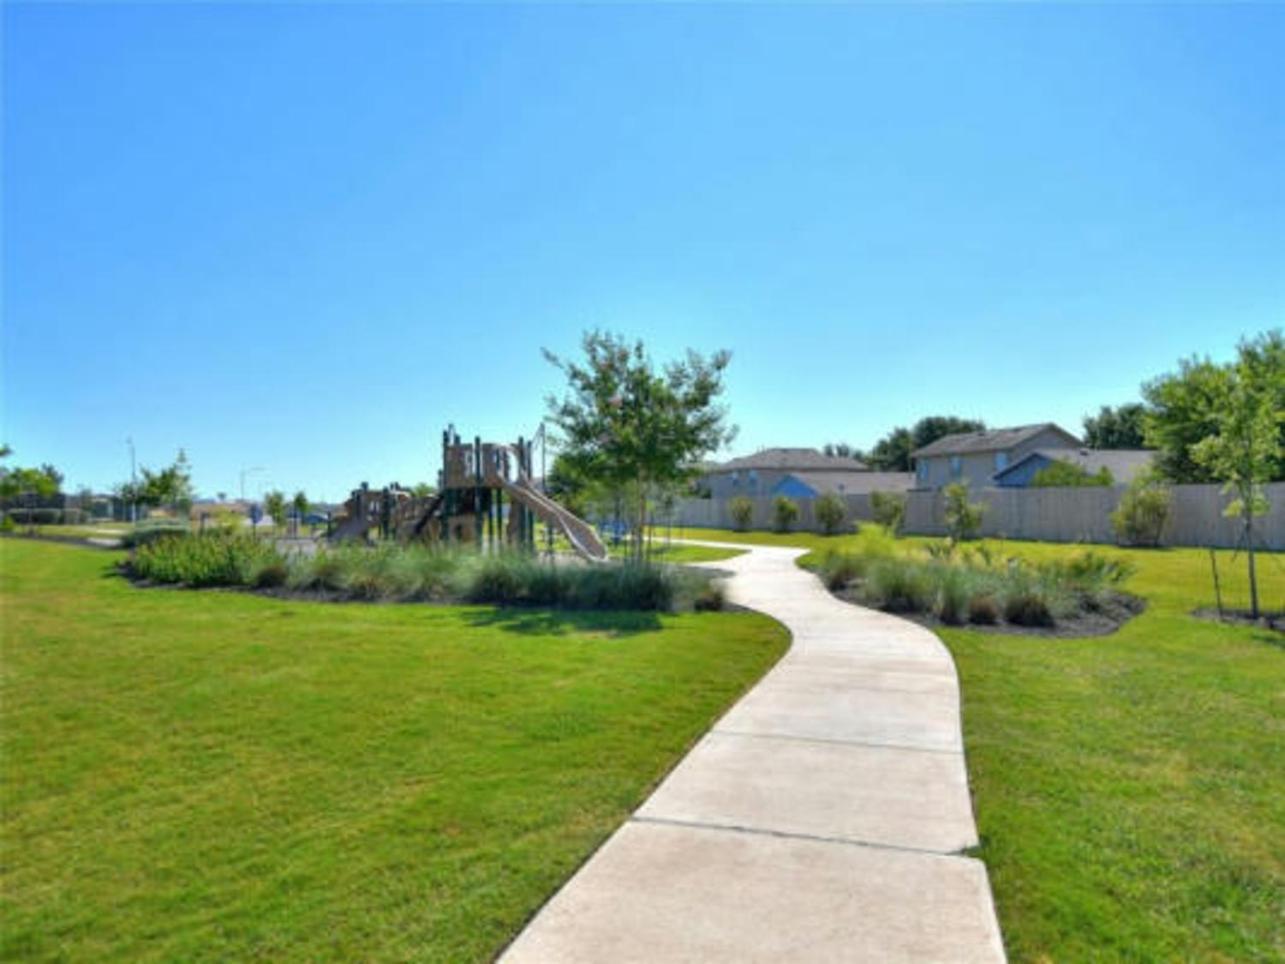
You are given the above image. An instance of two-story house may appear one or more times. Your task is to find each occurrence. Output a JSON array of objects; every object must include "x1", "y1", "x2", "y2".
[
  {"x1": 910, "y1": 423, "x2": 1083, "y2": 489},
  {"x1": 703, "y1": 448, "x2": 872, "y2": 499}
]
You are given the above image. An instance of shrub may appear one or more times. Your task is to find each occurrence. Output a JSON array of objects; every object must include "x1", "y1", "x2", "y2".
[
  {"x1": 869, "y1": 491, "x2": 907, "y2": 535},
  {"x1": 252, "y1": 559, "x2": 289, "y2": 588},
  {"x1": 0, "y1": 515, "x2": 14, "y2": 534},
  {"x1": 692, "y1": 581, "x2": 726, "y2": 612},
  {"x1": 934, "y1": 566, "x2": 973, "y2": 626},
  {"x1": 1003, "y1": 588, "x2": 1055, "y2": 627},
  {"x1": 942, "y1": 482, "x2": 985, "y2": 542},
  {"x1": 863, "y1": 559, "x2": 935, "y2": 613},
  {"x1": 814, "y1": 493, "x2": 848, "y2": 535},
  {"x1": 1111, "y1": 472, "x2": 1171, "y2": 547},
  {"x1": 728, "y1": 496, "x2": 754, "y2": 532},
  {"x1": 130, "y1": 531, "x2": 283, "y2": 587},
  {"x1": 818, "y1": 551, "x2": 861, "y2": 590},
  {"x1": 773, "y1": 496, "x2": 799, "y2": 533},
  {"x1": 1031, "y1": 462, "x2": 1113, "y2": 487},
  {"x1": 967, "y1": 594, "x2": 1000, "y2": 625},
  {"x1": 6, "y1": 508, "x2": 61, "y2": 525}
]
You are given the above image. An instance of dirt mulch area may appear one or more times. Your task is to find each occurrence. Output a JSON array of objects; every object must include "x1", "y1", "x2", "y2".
[
  {"x1": 1191, "y1": 608, "x2": 1285, "y2": 634},
  {"x1": 830, "y1": 584, "x2": 1146, "y2": 639}
]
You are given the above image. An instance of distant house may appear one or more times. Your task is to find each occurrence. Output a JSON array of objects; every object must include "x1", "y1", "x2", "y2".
[
  {"x1": 993, "y1": 448, "x2": 1155, "y2": 488},
  {"x1": 770, "y1": 471, "x2": 915, "y2": 499},
  {"x1": 911, "y1": 423, "x2": 1083, "y2": 489},
  {"x1": 704, "y1": 448, "x2": 869, "y2": 499}
]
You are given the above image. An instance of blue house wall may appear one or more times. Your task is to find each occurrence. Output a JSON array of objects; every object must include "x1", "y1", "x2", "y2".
[
  {"x1": 770, "y1": 476, "x2": 819, "y2": 499},
  {"x1": 993, "y1": 454, "x2": 1054, "y2": 488}
]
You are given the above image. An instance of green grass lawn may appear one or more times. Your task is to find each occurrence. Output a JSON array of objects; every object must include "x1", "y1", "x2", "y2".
[
  {"x1": 0, "y1": 540, "x2": 787, "y2": 962},
  {"x1": 676, "y1": 526, "x2": 1284, "y2": 961}
]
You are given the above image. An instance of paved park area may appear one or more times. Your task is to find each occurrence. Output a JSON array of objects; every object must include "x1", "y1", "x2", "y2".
[{"x1": 501, "y1": 543, "x2": 1006, "y2": 962}]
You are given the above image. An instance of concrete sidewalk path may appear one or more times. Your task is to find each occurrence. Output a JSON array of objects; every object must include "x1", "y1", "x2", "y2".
[{"x1": 501, "y1": 543, "x2": 1005, "y2": 963}]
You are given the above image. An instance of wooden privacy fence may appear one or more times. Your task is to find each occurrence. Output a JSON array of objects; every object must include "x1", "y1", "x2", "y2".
[{"x1": 667, "y1": 483, "x2": 1285, "y2": 550}]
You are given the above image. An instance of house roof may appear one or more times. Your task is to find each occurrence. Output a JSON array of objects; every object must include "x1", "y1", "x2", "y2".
[
  {"x1": 713, "y1": 447, "x2": 868, "y2": 472},
  {"x1": 774, "y1": 471, "x2": 915, "y2": 495},
  {"x1": 995, "y1": 448, "x2": 1155, "y2": 484},
  {"x1": 911, "y1": 423, "x2": 1081, "y2": 458}
]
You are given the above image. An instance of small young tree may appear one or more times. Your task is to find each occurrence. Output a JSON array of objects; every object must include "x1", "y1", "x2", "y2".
[
  {"x1": 729, "y1": 495, "x2": 754, "y2": 532},
  {"x1": 773, "y1": 495, "x2": 799, "y2": 533},
  {"x1": 544, "y1": 331, "x2": 735, "y2": 562},
  {"x1": 137, "y1": 450, "x2": 194, "y2": 516},
  {"x1": 291, "y1": 490, "x2": 309, "y2": 534},
  {"x1": 1110, "y1": 471, "x2": 1172, "y2": 548},
  {"x1": 942, "y1": 482, "x2": 984, "y2": 542},
  {"x1": 814, "y1": 492, "x2": 848, "y2": 535},
  {"x1": 869, "y1": 491, "x2": 907, "y2": 536},
  {"x1": 1190, "y1": 331, "x2": 1283, "y2": 618},
  {"x1": 264, "y1": 490, "x2": 288, "y2": 531}
]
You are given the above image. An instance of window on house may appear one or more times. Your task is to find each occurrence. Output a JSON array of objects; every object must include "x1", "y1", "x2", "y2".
[
  {"x1": 994, "y1": 451, "x2": 1009, "y2": 472},
  {"x1": 916, "y1": 461, "x2": 928, "y2": 483},
  {"x1": 748, "y1": 470, "x2": 758, "y2": 492},
  {"x1": 731, "y1": 471, "x2": 739, "y2": 488},
  {"x1": 949, "y1": 456, "x2": 962, "y2": 479}
]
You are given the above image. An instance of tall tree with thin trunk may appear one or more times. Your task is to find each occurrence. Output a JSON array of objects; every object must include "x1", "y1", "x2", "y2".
[
  {"x1": 1190, "y1": 331, "x2": 1283, "y2": 618},
  {"x1": 544, "y1": 331, "x2": 735, "y2": 562}
]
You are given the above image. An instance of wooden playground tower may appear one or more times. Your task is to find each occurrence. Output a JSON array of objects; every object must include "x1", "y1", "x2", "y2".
[
  {"x1": 437, "y1": 428, "x2": 537, "y2": 552},
  {"x1": 332, "y1": 427, "x2": 608, "y2": 561}
]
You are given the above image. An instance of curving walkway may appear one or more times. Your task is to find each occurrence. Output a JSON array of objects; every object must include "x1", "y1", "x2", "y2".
[{"x1": 501, "y1": 543, "x2": 1005, "y2": 962}]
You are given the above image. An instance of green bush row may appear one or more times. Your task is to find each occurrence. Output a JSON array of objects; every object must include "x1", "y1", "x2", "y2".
[
  {"x1": 127, "y1": 532, "x2": 716, "y2": 612},
  {"x1": 815, "y1": 540, "x2": 1134, "y2": 628},
  {"x1": 4, "y1": 508, "x2": 81, "y2": 525}
]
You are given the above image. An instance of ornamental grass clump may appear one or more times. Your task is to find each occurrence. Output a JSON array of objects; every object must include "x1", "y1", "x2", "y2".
[{"x1": 863, "y1": 558, "x2": 935, "y2": 613}]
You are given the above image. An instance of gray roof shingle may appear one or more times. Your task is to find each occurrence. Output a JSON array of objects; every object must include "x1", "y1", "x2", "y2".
[
  {"x1": 713, "y1": 447, "x2": 868, "y2": 472},
  {"x1": 912, "y1": 423, "x2": 1081, "y2": 458},
  {"x1": 776, "y1": 471, "x2": 915, "y2": 495}
]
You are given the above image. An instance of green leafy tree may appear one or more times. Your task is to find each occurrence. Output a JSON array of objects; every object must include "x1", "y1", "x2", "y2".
[
  {"x1": 1083, "y1": 403, "x2": 1150, "y2": 449},
  {"x1": 264, "y1": 490, "x2": 288, "y2": 530},
  {"x1": 544, "y1": 331, "x2": 735, "y2": 561},
  {"x1": 772, "y1": 495, "x2": 799, "y2": 533},
  {"x1": 136, "y1": 450, "x2": 195, "y2": 515},
  {"x1": 1143, "y1": 357, "x2": 1233, "y2": 483},
  {"x1": 410, "y1": 482, "x2": 435, "y2": 499},
  {"x1": 0, "y1": 462, "x2": 62, "y2": 501},
  {"x1": 942, "y1": 481, "x2": 984, "y2": 542},
  {"x1": 814, "y1": 492, "x2": 848, "y2": 535},
  {"x1": 1111, "y1": 471, "x2": 1171, "y2": 548},
  {"x1": 822, "y1": 442, "x2": 860, "y2": 461},
  {"x1": 911, "y1": 416, "x2": 986, "y2": 453},
  {"x1": 728, "y1": 495, "x2": 754, "y2": 531},
  {"x1": 869, "y1": 491, "x2": 907, "y2": 535},
  {"x1": 863, "y1": 417, "x2": 985, "y2": 471},
  {"x1": 292, "y1": 490, "x2": 310, "y2": 532},
  {"x1": 863, "y1": 427, "x2": 914, "y2": 471},
  {"x1": 1190, "y1": 331, "x2": 1283, "y2": 618},
  {"x1": 1030, "y1": 461, "x2": 1113, "y2": 487}
]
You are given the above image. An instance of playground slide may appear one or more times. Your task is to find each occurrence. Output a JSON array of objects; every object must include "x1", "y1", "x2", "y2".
[
  {"x1": 501, "y1": 477, "x2": 609, "y2": 563},
  {"x1": 408, "y1": 492, "x2": 445, "y2": 538},
  {"x1": 330, "y1": 511, "x2": 373, "y2": 543}
]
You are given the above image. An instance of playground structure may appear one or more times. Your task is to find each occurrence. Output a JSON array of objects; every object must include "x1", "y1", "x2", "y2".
[{"x1": 330, "y1": 429, "x2": 609, "y2": 562}]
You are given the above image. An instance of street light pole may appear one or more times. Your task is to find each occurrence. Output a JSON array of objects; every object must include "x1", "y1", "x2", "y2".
[{"x1": 126, "y1": 437, "x2": 137, "y2": 523}]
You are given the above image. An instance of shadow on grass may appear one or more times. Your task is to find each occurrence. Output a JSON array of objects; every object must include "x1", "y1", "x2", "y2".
[{"x1": 463, "y1": 606, "x2": 663, "y2": 638}]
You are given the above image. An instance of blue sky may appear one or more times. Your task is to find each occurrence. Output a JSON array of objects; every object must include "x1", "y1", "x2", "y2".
[{"x1": 4, "y1": 3, "x2": 1281, "y2": 501}]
